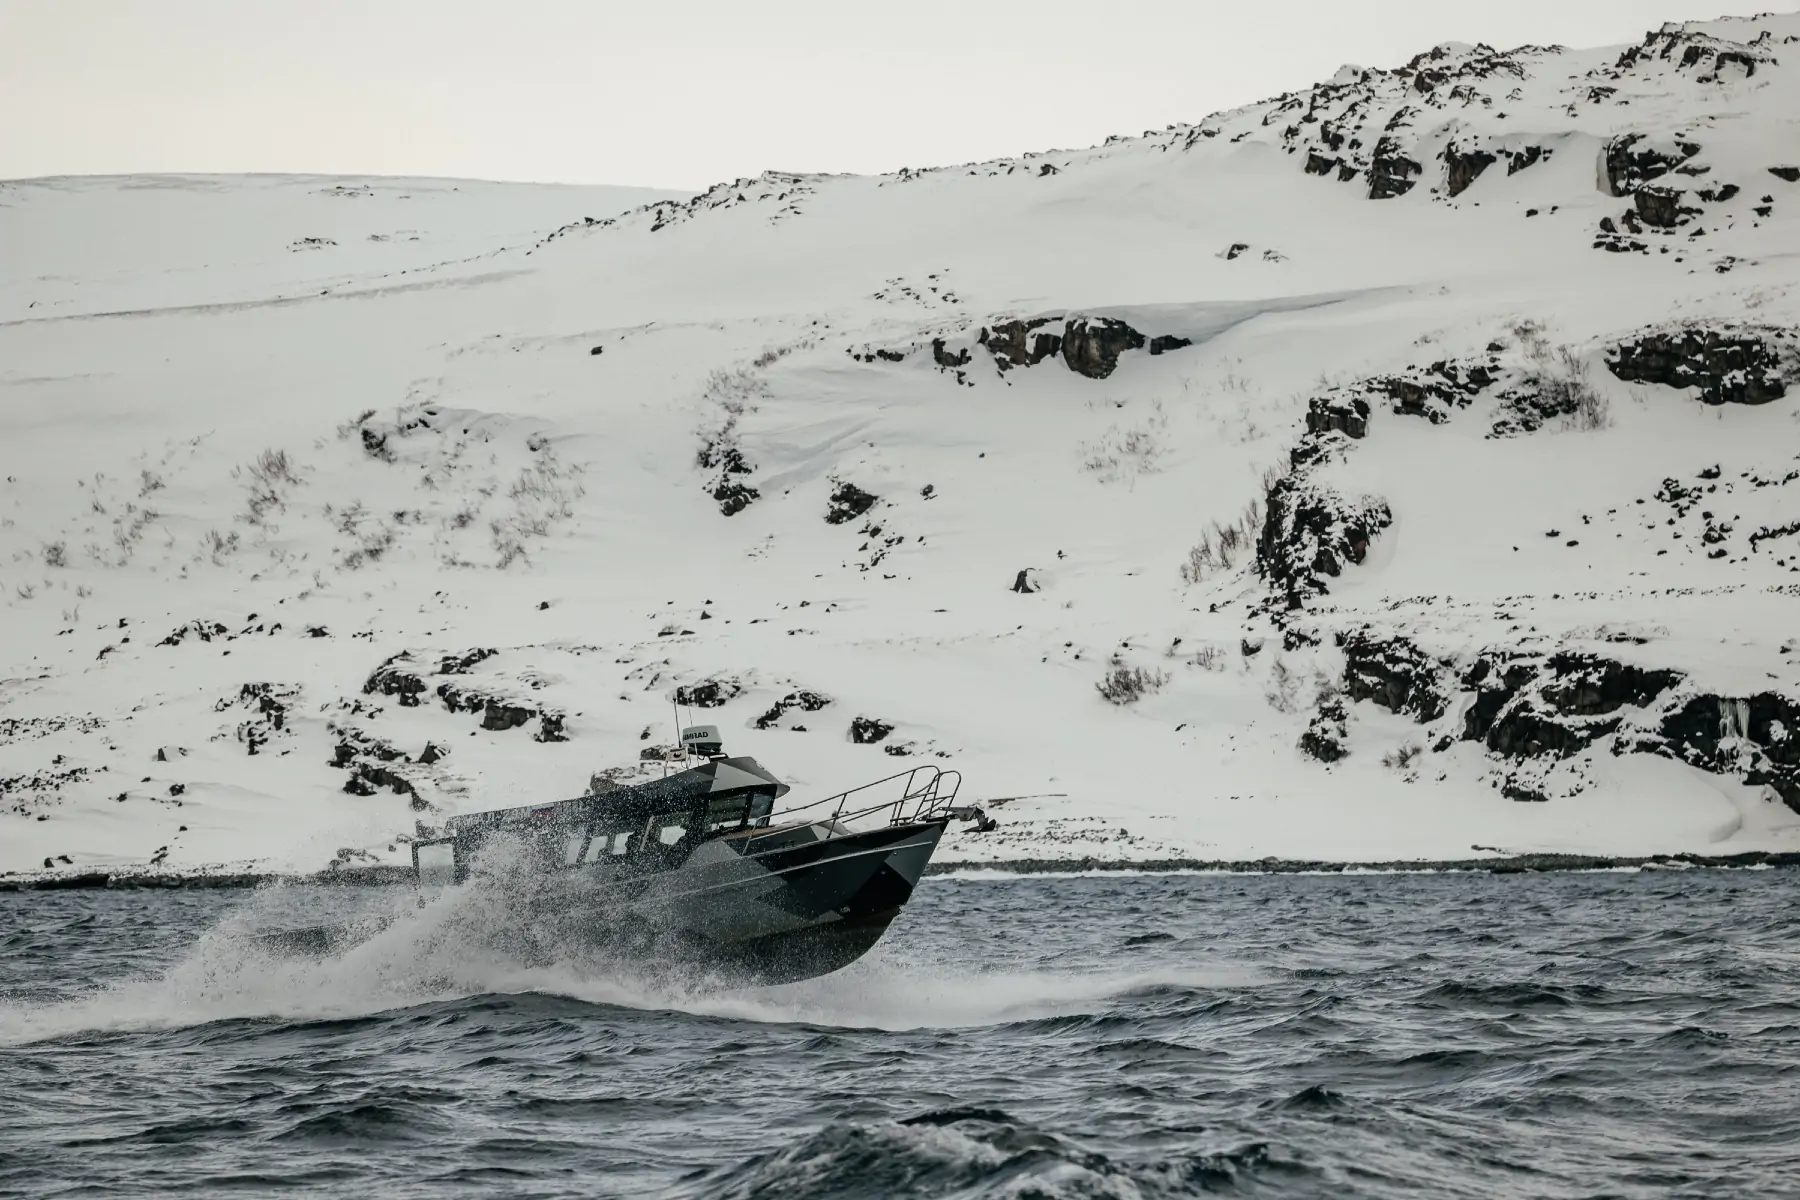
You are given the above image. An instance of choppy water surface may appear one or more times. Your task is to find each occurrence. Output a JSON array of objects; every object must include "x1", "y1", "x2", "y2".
[{"x1": 4, "y1": 870, "x2": 1799, "y2": 1198}]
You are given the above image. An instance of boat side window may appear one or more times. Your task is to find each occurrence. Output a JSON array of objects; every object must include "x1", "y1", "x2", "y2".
[
  {"x1": 581, "y1": 824, "x2": 619, "y2": 863},
  {"x1": 748, "y1": 791, "x2": 775, "y2": 827},
  {"x1": 653, "y1": 814, "x2": 689, "y2": 846},
  {"x1": 609, "y1": 831, "x2": 635, "y2": 856},
  {"x1": 560, "y1": 830, "x2": 587, "y2": 866},
  {"x1": 705, "y1": 795, "x2": 751, "y2": 832}
]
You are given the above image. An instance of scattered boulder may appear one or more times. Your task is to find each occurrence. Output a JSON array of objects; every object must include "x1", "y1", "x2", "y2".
[
  {"x1": 158, "y1": 620, "x2": 229, "y2": 648},
  {"x1": 825, "y1": 480, "x2": 879, "y2": 525},
  {"x1": 849, "y1": 716, "x2": 895, "y2": 744},
  {"x1": 755, "y1": 690, "x2": 831, "y2": 730},
  {"x1": 931, "y1": 338, "x2": 972, "y2": 369},
  {"x1": 1148, "y1": 335, "x2": 1192, "y2": 356},
  {"x1": 534, "y1": 713, "x2": 568, "y2": 743},
  {"x1": 1011, "y1": 569, "x2": 1043, "y2": 594},
  {"x1": 675, "y1": 679, "x2": 744, "y2": 708},
  {"x1": 1771, "y1": 167, "x2": 1800, "y2": 184}
]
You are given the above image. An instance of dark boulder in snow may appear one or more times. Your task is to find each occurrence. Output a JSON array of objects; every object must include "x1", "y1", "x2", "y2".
[
  {"x1": 480, "y1": 702, "x2": 535, "y2": 732},
  {"x1": 1062, "y1": 317, "x2": 1145, "y2": 379},
  {"x1": 1770, "y1": 166, "x2": 1800, "y2": 183},
  {"x1": 1011, "y1": 569, "x2": 1043, "y2": 594},
  {"x1": 1299, "y1": 698, "x2": 1350, "y2": 762},
  {"x1": 754, "y1": 690, "x2": 831, "y2": 730},
  {"x1": 849, "y1": 716, "x2": 895, "y2": 744},
  {"x1": 825, "y1": 480, "x2": 879, "y2": 525},
  {"x1": 931, "y1": 338, "x2": 971, "y2": 369},
  {"x1": 675, "y1": 678, "x2": 743, "y2": 708},
  {"x1": 1606, "y1": 325, "x2": 1791, "y2": 406},
  {"x1": 1632, "y1": 186, "x2": 1692, "y2": 228},
  {"x1": 1148, "y1": 335, "x2": 1192, "y2": 356}
]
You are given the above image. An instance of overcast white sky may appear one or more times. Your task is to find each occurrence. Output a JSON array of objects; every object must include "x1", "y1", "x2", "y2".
[{"x1": 0, "y1": 2, "x2": 1785, "y2": 189}]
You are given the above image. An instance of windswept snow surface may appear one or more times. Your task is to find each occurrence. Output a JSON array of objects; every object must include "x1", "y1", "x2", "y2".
[{"x1": 6, "y1": 15, "x2": 1800, "y2": 878}]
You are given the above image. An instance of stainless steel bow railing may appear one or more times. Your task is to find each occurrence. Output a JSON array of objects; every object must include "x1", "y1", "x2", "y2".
[{"x1": 745, "y1": 765, "x2": 962, "y2": 849}]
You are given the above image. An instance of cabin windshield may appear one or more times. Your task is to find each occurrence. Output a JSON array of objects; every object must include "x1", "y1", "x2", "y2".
[{"x1": 705, "y1": 790, "x2": 775, "y2": 833}]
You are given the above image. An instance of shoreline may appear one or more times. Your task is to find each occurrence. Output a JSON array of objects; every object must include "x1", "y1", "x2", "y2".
[{"x1": 5, "y1": 850, "x2": 1800, "y2": 892}]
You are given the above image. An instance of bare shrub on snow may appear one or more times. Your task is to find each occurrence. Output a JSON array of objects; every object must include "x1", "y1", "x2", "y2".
[
  {"x1": 41, "y1": 541, "x2": 66, "y2": 569},
  {"x1": 336, "y1": 409, "x2": 378, "y2": 439},
  {"x1": 235, "y1": 448, "x2": 304, "y2": 525},
  {"x1": 1180, "y1": 499, "x2": 1263, "y2": 584},
  {"x1": 138, "y1": 470, "x2": 165, "y2": 497},
  {"x1": 203, "y1": 528, "x2": 241, "y2": 564},
  {"x1": 1081, "y1": 401, "x2": 1168, "y2": 484},
  {"x1": 1187, "y1": 643, "x2": 1227, "y2": 671},
  {"x1": 1096, "y1": 660, "x2": 1170, "y2": 705},
  {"x1": 1265, "y1": 657, "x2": 1302, "y2": 713},
  {"x1": 1513, "y1": 322, "x2": 1610, "y2": 431},
  {"x1": 1383, "y1": 743, "x2": 1423, "y2": 771}
]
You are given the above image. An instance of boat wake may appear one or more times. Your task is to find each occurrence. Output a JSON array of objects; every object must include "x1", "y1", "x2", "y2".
[{"x1": 0, "y1": 875, "x2": 1262, "y2": 1045}]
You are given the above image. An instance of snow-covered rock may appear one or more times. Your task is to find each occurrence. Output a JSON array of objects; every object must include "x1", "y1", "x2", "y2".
[{"x1": 5, "y1": 13, "x2": 1800, "y2": 879}]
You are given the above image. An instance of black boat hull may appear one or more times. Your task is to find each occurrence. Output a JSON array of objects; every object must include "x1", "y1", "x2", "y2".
[
  {"x1": 557, "y1": 818, "x2": 947, "y2": 984},
  {"x1": 256, "y1": 818, "x2": 947, "y2": 986}
]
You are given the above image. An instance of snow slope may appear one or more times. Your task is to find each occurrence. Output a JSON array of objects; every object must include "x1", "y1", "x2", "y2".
[{"x1": 4, "y1": 15, "x2": 1800, "y2": 879}]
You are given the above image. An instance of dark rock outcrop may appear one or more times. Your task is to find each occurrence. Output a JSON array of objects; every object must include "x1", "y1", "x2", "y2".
[
  {"x1": 1299, "y1": 699, "x2": 1350, "y2": 762},
  {"x1": 365, "y1": 653, "x2": 429, "y2": 706},
  {"x1": 1604, "y1": 134, "x2": 1700, "y2": 196},
  {"x1": 1306, "y1": 394, "x2": 1370, "y2": 440},
  {"x1": 1660, "y1": 693, "x2": 1800, "y2": 811},
  {"x1": 1632, "y1": 186, "x2": 1691, "y2": 228},
  {"x1": 754, "y1": 690, "x2": 831, "y2": 730},
  {"x1": 1368, "y1": 136, "x2": 1422, "y2": 199},
  {"x1": 1258, "y1": 470, "x2": 1393, "y2": 609},
  {"x1": 1148, "y1": 335, "x2": 1192, "y2": 356},
  {"x1": 1342, "y1": 633, "x2": 1448, "y2": 722},
  {"x1": 674, "y1": 679, "x2": 743, "y2": 708},
  {"x1": 1443, "y1": 142, "x2": 1497, "y2": 197},
  {"x1": 979, "y1": 318, "x2": 1062, "y2": 372},
  {"x1": 1011, "y1": 569, "x2": 1042, "y2": 594},
  {"x1": 1062, "y1": 317, "x2": 1145, "y2": 380},
  {"x1": 1607, "y1": 326, "x2": 1791, "y2": 406}
]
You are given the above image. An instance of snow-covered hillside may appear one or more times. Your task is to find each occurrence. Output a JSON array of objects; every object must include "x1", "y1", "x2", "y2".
[{"x1": 5, "y1": 14, "x2": 1800, "y2": 880}]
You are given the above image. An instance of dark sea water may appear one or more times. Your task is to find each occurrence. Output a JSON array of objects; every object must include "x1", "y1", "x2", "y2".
[{"x1": 4, "y1": 869, "x2": 1800, "y2": 1199}]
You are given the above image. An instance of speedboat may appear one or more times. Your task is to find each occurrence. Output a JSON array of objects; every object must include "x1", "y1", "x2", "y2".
[{"x1": 274, "y1": 726, "x2": 960, "y2": 984}]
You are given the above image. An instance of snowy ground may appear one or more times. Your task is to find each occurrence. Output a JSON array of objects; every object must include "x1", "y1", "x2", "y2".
[{"x1": 5, "y1": 14, "x2": 1800, "y2": 879}]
